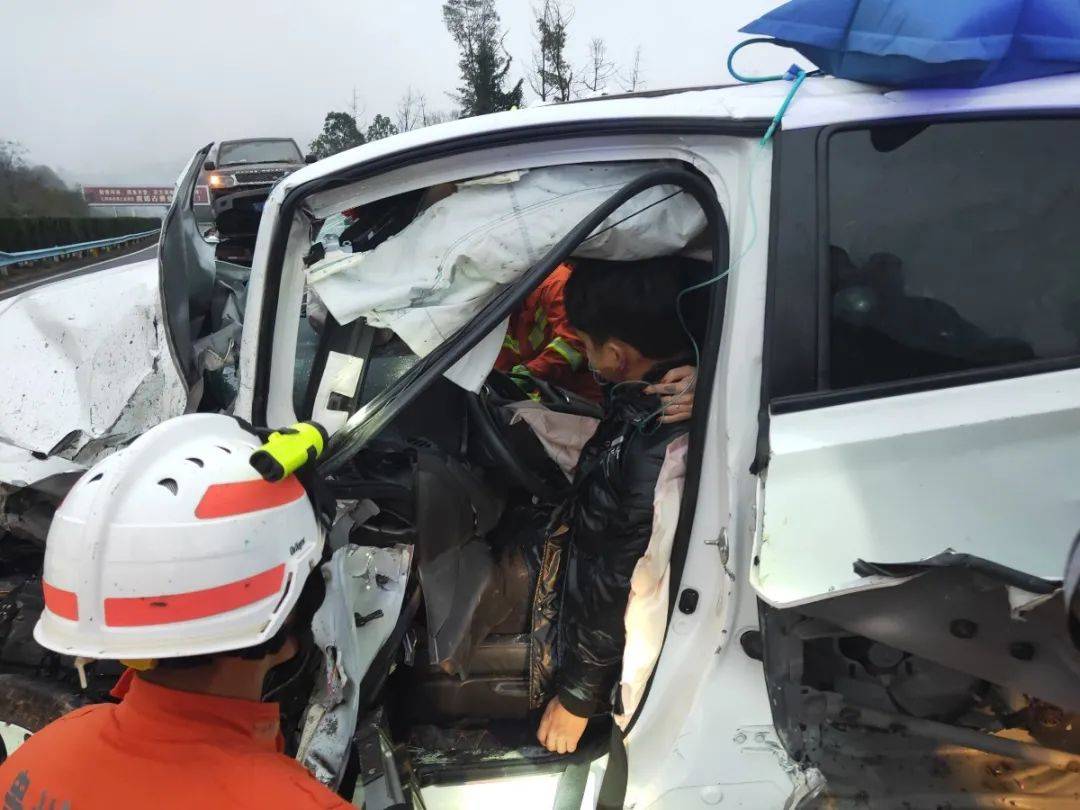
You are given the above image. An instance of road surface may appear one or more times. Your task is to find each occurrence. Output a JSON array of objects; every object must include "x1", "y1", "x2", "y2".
[{"x1": 0, "y1": 242, "x2": 158, "y2": 301}]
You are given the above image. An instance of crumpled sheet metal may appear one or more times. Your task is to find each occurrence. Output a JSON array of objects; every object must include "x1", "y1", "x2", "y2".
[
  {"x1": 0, "y1": 439, "x2": 83, "y2": 489},
  {"x1": 0, "y1": 258, "x2": 186, "y2": 480},
  {"x1": 298, "y1": 543, "x2": 412, "y2": 788}
]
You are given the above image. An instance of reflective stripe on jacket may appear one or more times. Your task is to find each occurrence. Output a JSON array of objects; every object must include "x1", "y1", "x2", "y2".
[{"x1": 495, "y1": 264, "x2": 601, "y2": 402}]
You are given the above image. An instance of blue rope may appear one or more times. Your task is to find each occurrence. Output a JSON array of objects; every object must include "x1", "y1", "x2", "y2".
[{"x1": 727, "y1": 37, "x2": 814, "y2": 145}]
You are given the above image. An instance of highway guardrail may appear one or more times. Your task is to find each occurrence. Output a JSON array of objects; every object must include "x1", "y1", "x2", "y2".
[{"x1": 0, "y1": 229, "x2": 160, "y2": 273}]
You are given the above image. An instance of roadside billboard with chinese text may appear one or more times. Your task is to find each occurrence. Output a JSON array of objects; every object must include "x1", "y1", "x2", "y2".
[{"x1": 83, "y1": 187, "x2": 174, "y2": 206}]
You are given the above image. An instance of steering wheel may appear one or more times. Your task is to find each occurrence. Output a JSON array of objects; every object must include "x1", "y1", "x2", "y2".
[
  {"x1": 491, "y1": 368, "x2": 602, "y2": 418},
  {"x1": 465, "y1": 370, "x2": 600, "y2": 501}
]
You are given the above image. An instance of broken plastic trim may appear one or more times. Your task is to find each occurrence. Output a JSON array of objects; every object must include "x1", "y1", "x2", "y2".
[
  {"x1": 854, "y1": 551, "x2": 1061, "y2": 595},
  {"x1": 315, "y1": 168, "x2": 727, "y2": 473}
]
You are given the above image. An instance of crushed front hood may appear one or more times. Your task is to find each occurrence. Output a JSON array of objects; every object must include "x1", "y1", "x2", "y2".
[{"x1": 0, "y1": 257, "x2": 187, "y2": 485}]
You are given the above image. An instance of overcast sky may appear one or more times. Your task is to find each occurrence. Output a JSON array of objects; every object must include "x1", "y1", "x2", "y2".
[{"x1": 3, "y1": 0, "x2": 793, "y2": 186}]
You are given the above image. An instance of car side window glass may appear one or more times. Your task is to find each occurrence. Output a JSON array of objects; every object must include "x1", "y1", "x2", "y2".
[
  {"x1": 357, "y1": 331, "x2": 420, "y2": 406},
  {"x1": 826, "y1": 119, "x2": 1080, "y2": 390},
  {"x1": 293, "y1": 295, "x2": 322, "y2": 414}
]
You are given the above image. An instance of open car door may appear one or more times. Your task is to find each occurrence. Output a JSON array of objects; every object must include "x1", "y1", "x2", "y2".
[{"x1": 753, "y1": 114, "x2": 1080, "y2": 743}]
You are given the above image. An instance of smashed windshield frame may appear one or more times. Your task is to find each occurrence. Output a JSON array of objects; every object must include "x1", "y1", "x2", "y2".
[
  {"x1": 218, "y1": 139, "x2": 302, "y2": 166},
  {"x1": 159, "y1": 142, "x2": 216, "y2": 387},
  {"x1": 315, "y1": 167, "x2": 728, "y2": 473}
]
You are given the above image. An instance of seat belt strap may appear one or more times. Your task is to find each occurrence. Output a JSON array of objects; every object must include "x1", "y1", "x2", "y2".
[
  {"x1": 550, "y1": 724, "x2": 629, "y2": 810},
  {"x1": 553, "y1": 761, "x2": 591, "y2": 810},
  {"x1": 596, "y1": 724, "x2": 628, "y2": 810}
]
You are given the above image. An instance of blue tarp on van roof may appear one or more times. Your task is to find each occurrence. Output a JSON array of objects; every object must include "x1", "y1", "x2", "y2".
[{"x1": 741, "y1": 0, "x2": 1080, "y2": 88}]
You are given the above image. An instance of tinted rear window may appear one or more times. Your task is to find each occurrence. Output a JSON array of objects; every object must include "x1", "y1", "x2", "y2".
[{"x1": 826, "y1": 119, "x2": 1080, "y2": 390}]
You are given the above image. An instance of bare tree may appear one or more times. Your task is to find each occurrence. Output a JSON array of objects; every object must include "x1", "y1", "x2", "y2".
[
  {"x1": 529, "y1": 8, "x2": 550, "y2": 100},
  {"x1": 529, "y1": 0, "x2": 575, "y2": 102},
  {"x1": 420, "y1": 103, "x2": 457, "y2": 127},
  {"x1": 391, "y1": 89, "x2": 458, "y2": 130},
  {"x1": 395, "y1": 87, "x2": 424, "y2": 132},
  {"x1": 580, "y1": 37, "x2": 615, "y2": 95},
  {"x1": 348, "y1": 86, "x2": 366, "y2": 129},
  {"x1": 620, "y1": 45, "x2": 646, "y2": 92}
]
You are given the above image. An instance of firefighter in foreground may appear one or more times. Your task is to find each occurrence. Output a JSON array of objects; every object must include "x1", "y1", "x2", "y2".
[
  {"x1": 497, "y1": 261, "x2": 698, "y2": 422},
  {"x1": 0, "y1": 414, "x2": 350, "y2": 810}
]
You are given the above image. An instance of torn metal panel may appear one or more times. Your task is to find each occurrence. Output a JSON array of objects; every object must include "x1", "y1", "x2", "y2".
[
  {"x1": 761, "y1": 597, "x2": 1080, "y2": 807},
  {"x1": 0, "y1": 441, "x2": 83, "y2": 490},
  {"x1": 0, "y1": 257, "x2": 187, "y2": 475},
  {"x1": 298, "y1": 543, "x2": 412, "y2": 789},
  {"x1": 853, "y1": 550, "x2": 1060, "y2": 595},
  {"x1": 350, "y1": 710, "x2": 406, "y2": 810},
  {"x1": 756, "y1": 367, "x2": 1080, "y2": 607},
  {"x1": 801, "y1": 712, "x2": 1080, "y2": 807},
  {"x1": 800, "y1": 566, "x2": 1080, "y2": 713},
  {"x1": 1007, "y1": 585, "x2": 1060, "y2": 619},
  {"x1": 823, "y1": 700, "x2": 1080, "y2": 770}
]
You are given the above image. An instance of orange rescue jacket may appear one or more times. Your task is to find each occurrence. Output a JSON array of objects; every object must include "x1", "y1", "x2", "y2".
[
  {"x1": 495, "y1": 264, "x2": 601, "y2": 402},
  {"x1": 0, "y1": 675, "x2": 350, "y2": 810}
]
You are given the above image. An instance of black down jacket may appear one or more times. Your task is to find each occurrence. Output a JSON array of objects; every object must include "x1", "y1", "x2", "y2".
[{"x1": 530, "y1": 364, "x2": 690, "y2": 718}]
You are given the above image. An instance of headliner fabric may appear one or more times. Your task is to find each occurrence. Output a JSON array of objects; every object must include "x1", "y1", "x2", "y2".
[{"x1": 742, "y1": 0, "x2": 1080, "y2": 88}]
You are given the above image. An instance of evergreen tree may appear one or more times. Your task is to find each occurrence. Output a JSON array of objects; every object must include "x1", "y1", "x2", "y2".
[
  {"x1": 365, "y1": 114, "x2": 399, "y2": 142},
  {"x1": 309, "y1": 112, "x2": 366, "y2": 159},
  {"x1": 442, "y1": 0, "x2": 524, "y2": 116}
]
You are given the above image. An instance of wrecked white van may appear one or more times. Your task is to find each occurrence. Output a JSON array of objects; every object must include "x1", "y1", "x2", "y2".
[{"x1": 2, "y1": 73, "x2": 1080, "y2": 808}]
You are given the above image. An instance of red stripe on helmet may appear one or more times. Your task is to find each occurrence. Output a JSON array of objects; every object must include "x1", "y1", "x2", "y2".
[
  {"x1": 43, "y1": 582, "x2": 78, "y2": 621},
  {"x1": 104, "y1": 564, "x2": 286, "y2": 627},
  {"x1": 194, "y1": 476, "x2": 305, "y2": 519}
]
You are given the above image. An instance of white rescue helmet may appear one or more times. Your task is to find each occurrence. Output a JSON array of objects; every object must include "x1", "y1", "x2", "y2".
[{"x1": 35, "y1": 413, "x2": 325, "y2": 660}]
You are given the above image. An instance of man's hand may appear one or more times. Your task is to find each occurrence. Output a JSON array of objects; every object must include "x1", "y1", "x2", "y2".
[
  {"x1": 537, "y1": 696, "x2": 588, "y2": 754},
  {"x1": 645, "y1": 365, "x2": 697, "y2": 424}
]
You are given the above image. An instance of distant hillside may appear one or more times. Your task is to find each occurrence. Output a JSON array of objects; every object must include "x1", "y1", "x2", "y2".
[{"x1": 0, "y1": 141, "x2": 89, "y2": 217}]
